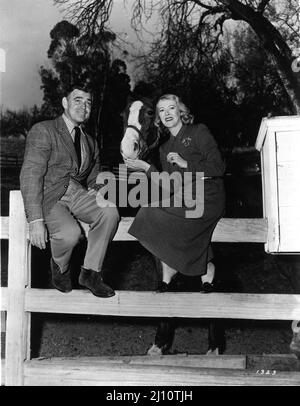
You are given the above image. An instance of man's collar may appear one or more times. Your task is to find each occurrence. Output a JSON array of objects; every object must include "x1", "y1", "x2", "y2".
[{"x1": 62, "y1": 114, "x2": 82, "y2": 134}]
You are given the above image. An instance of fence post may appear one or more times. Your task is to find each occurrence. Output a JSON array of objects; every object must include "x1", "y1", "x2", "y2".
[{"x1": 5, "y1": 191, "x2": 30, "y2": 386}]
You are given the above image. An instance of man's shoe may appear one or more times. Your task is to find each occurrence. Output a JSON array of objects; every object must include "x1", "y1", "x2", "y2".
[
  {"x1": 50, "y1": 258, "x2": 72, "y2": 293},
  {"x1": 79, "y1": 267, "x2": 115, "y2": 298}
]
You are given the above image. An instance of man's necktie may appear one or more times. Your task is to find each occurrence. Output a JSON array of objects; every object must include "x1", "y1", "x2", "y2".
[{"x1": 74, "y1": 126, "x2": 81, "y2": 168}]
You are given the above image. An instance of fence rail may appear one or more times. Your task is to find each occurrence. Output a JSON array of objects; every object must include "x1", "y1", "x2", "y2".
[
  {"x1": 0, "y1": 154, "x2": 23, "y2": 167},
  {"x1": 2, "y1": 287, "x2": 300, "y2": 320}
]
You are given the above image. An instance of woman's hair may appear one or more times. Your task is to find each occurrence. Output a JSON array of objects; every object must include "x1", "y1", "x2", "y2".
[{"x1": 154, "y1": 94, "x2": 194, "y2": 128}]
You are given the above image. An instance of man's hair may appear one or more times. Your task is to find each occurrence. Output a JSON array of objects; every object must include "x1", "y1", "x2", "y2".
[{"x1": 64, "y1": 84, "x2": 93, "y2": 98}]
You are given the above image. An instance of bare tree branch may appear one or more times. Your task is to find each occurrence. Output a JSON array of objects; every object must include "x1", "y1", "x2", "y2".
[
  {"x1": 52, "y1": 0, "x2": 300, "y2": 112},
  {"x1": 257, "y1": 0, "x2": 271, "y2": 14},
  {"x1": 54, "y1": 0, "x2": 114, "y2": 34}
]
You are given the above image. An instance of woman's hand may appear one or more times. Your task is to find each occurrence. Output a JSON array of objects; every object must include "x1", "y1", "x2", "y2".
[
  {"x1": 124, "y1": 158, "x2": 150, "y2": 172},
  {"x1": 167, "y1": 152, "x2": 188, "y2": 169}
]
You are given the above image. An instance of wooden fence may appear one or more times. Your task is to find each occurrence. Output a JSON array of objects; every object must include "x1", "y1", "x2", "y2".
[
  {"x1": 0, "y1": 154, "x2": 23, "y2": 168},
  {"x1": 1, "y1": 191, "x2": 300, "y2": 385}
]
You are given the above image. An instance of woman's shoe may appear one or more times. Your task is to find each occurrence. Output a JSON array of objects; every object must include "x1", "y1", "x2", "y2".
[
  {"x1": 156, "y1": 281, "x2": 169, "y2": 292},
  {"x1": 200, "y1": 281, "x2": 215, "y2": 293}
]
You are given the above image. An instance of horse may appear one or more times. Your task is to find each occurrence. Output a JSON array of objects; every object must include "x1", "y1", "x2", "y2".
[
  {"x1": 121, "y1": 97, "x2": 162, "y2": 163},
  {"x1": 121, "y1": 96, "x2": 226, "y2": 355}
]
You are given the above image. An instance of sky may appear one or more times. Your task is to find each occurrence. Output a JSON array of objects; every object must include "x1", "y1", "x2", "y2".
[{"x1": 0, "y1": 0, "x2": 153, "y2": 111}]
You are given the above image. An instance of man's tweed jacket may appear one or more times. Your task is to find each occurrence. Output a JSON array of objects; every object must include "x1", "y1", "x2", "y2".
[{"x1": 20, "y1": 115, "x2": 100, "y2": 222}]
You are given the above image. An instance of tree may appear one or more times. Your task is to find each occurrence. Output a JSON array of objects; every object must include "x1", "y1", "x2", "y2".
[
  {"x1": 39, "y1": 20, "x2": 118, "y2": 144},
  {"x1": 136, "y1": 13, "x2": 294, "y2": 149},
  {"x1": 99, "y1": 59, "x2": 131, "y2": 148},
  {"x1": 0, "y1": 106, "x2": 47, "y2": 137},
  {"x1": 53, "y1": 0, "x2": 300, "y2": 114},
  {"x1": 229, "y1": 25, "x2": 292, "y2": 144},
  {"x1": 141, "y1": 33, "x2": 239, "y2": 148}
]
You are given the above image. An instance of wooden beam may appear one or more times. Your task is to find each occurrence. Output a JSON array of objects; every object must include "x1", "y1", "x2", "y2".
[
  {"x1": 92, "y1": 217, "x2": 268, "y2": 243},
  {"x1": 247, "y1": 353, "x2": 300, "y2": 371},
  {"x1": 0, "y1": 217, "x2": 9, "y2": 239},
  {"x1": 2, "y1": 355, "x2": 298, "y2": 386},
  {"x1": 2, "y1": 213, "x2": 268, "y2": 243},
  {"x1": 1, "y1": 359, "x2": 4, "y2": 386},
  {"x1": 23, "y1": 358, "x2": 300, "y2": 386},
  {"x1": 43, "y1": 354, "x2": 246, "y2": 369},
  {"x1": 2, "y1": 355, "x2": 245, "y2": 387},
  {"x1": 3, "y1": 284, "x2": 300, "y2": 320},
  {"x1": 212, "y1": 218, "x2": 267, "y2": 243},
  {"x1": 24, "y1": 289, "x2": 300, "y2": 320},
  {"x1": 5, "y1": 191, "x2": 29, "y2": 386},
  {"x1": 1, "y1": 311, "x2": 6, "y2": 333},
  {"x1": 1, "y1": 288, "x2": 8, "y2": 311}
]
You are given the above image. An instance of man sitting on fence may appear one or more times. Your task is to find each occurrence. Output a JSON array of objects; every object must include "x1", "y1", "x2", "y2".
[{"x1": 20, "y1": 84, "x2": 119, "y2": 298}]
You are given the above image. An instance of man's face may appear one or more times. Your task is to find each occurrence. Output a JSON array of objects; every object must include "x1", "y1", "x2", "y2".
[{"x1": 62, "y1": 89, "x2": 92, "y2": 125}]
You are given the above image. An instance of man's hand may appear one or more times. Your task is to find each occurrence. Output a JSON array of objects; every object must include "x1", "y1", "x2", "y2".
[{"x1": 29, "y1": 221, "x2": 48, "y2": 250}]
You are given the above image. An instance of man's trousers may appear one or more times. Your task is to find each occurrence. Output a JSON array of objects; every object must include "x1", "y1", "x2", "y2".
[{"x1": 45, "y1": 183, "x2": 120, "y2": 273}]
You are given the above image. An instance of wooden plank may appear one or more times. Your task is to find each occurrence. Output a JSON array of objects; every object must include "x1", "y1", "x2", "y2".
[
  {"x1": 3, "y1": 356, "x2": 244, "y2": 387},
  {"x1": 87, "y1": 217, "x2": 268, "y2": 243},
  {"x1": 9, "y1": 354, "x2": 300, "y2": 387},
  {"x1": 278, "y1": 209, "x2": 300, "y2": 252},
  {"x1": 2, "y1": 214, "x2": 268, "y2": 243},
  {"x1": 277, "y1": 162, "x2": 300, "y2": 206},
  {"x1": 0, "y1": 287, "x2": 8, "y2": 311},
  {"x1": 34, "y1": 354, "x2": 245, "y2": 369},
  {"x1": 1, "y1": 190, "x2": 268, "y2": 243},
  {"x1": 1, "y1": 359, "x2": 4, "y2": 386},
  {"x1": 1, "y1": 310, "x2": 6, "y2": 333},
  {"x1": 25, "y1": 245, "x2": 32, "y2": 361},
  {"x1": 0, "y1": 217, "x2": 9, "y2": 239},
  {"x1": 5, "y1": 191, "x2": 29, "y2": 386},
  {"x1": 211, "y1": 218, "x2": 267, "y2": 243},
  {"x1": 276, "y1": 131, "x2": 300, "y2": 253},
  {"x1": 23, "y1": 358, "x2": 300, "y2": 386},
  {"x1": 24, "y1": 289, "x2": 300, "y2": 320},
  {"x1": 256, "y1": 116, "x2": 300, "y2": 151},
  {"x1": 261, "y1": 134, "x2": 280, "y2": 253},
  {"x1": 276, "y1": 130, "x2": 300, "y2": 163},
  {"x1": 5, "y1": 354, "x2": 300, "y2": 387},
  {"x1": 247, "y1": 354, "x2": 300, "y2": 371}
]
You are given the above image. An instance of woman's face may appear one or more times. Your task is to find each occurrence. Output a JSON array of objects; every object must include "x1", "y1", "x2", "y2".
[{"x1": 157, "y1": 99, "x2": 182, "y2": 130}]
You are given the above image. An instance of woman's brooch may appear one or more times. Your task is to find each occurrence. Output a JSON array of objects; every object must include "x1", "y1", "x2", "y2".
[{"x1": 182, "y1": 137, "x2": 192, "y2": 147}]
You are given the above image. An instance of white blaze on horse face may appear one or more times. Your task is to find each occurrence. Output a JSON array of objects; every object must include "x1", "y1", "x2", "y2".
[{"x1": 121, "y1": 101, "x2": 143, "y2": 159}]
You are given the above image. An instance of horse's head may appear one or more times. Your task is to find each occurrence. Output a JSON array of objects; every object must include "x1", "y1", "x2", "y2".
[{"x1": 120, "y1": 98, "x2": 160, "y2": 160}]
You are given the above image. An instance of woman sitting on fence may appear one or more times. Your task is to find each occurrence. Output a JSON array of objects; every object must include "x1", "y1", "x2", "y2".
[{"x1": 124, "y1": 93, "x2": 226, "y2": 292}]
